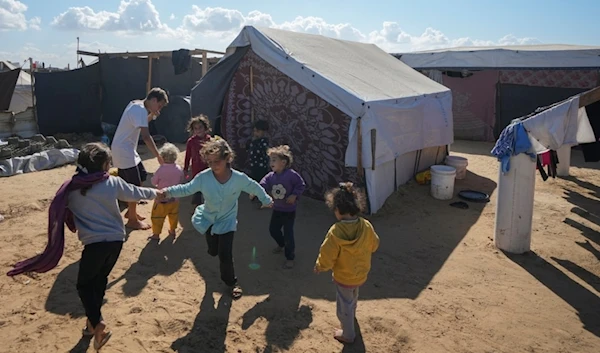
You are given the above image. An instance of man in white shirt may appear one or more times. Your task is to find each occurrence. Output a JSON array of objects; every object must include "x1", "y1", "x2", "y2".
[{"x1": 111, "y1": 87, "x2": 168, "y2": 230}]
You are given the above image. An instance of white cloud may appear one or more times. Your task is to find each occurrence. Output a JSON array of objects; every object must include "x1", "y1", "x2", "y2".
[
  {"x1": 368, "y1": 24, "x2": 541, "y2": 52},
  {"x1": 52, "y1": 0, "x2": 161, "y2": 32},
  {"x1": 180, "y1": 7, "x2": 539, "y2": 51},
  {"x1": 44, "y1": 1, "x2": 541, "y2": 67},
  {"x1": 0, "y1": 0, "x2": 42, "y2": 31},
  {"x1": 51, "y1": 0, "x2": 189, "y2": 41},
  {"x1": 182, "y1": 6, "x2": 245, "y2": 38},
  {"x1": 28, "y1": 16, "x2": 41, "y2": 30}
]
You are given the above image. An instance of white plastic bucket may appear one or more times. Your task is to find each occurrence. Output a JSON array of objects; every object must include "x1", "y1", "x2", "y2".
[
  {"x1": 445, "y1": 155, "x2": 468, "y2": 180},
  {"x1": 430, "y1": 165, "x2": 456, "y2": 200}
]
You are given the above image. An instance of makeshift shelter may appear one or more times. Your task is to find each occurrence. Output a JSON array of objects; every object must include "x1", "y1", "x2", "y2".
[
  {"x1": 34, "y1": 48, "x2": 223, "y2": 140},
  {"x1": 0, "y1": 61, "x2": 33, "y2": 113},
  {"x1": 396, "y1": 45, "x2": 600, "y2": 142},
  {"x1": 192, "y1": 26, "x2": 453, "y2": 213}
]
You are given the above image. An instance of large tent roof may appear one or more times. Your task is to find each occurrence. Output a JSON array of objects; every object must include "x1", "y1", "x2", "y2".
[
  {"x1": 255, "y1": 27, "x2": 448, "y2": 101},
  {"x1": 227, "y1": 26, "x2": 449, "y2": 118},
  {"x1": 396, "y1": 44, "x2": 600, "y2": 69}
]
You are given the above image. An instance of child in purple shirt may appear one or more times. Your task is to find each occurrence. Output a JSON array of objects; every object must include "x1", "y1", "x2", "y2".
[{"x1": 260, "y1": 145, "x2": 306, "y2": 269}]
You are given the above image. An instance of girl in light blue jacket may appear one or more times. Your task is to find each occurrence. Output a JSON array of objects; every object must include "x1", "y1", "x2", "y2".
[{"x1": 160, "y1": 137, "x2": 273, "y2": 299}]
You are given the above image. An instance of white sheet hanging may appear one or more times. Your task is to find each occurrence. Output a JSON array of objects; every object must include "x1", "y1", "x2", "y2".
[{"x1": 523, "y1": 97, "x2": 597, "y2": 153}]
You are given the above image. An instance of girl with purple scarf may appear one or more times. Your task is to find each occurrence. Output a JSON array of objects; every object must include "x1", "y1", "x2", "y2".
[{"x1": 8, "y1": 142, "x2": 158, "y2": 351}]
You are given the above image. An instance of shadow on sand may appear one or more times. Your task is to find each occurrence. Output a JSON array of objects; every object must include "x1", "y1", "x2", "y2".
[{"x1": 46, "y1": 166, "x2": 497, "y2": 351}]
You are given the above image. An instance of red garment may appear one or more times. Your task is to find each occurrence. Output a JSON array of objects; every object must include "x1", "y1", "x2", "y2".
[
  {"x1": 537, "y1": 151, "x2": 551, "y2": 169},
  {"x1": 184, "y1": 134, "x2": 210, "y2": 178}
]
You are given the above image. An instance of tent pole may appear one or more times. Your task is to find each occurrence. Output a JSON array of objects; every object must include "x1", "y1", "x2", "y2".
[
  {"x1": 250, "y1": 65, "x2": 254, "y2": 123},
  {"x1": 202, "y1": 51, "x2": 208, "y2": 77},
  {"x1": 357, "y1": 117, "x2": 363, "y2": 180},
  {"x1": 370, "y1": 129, "x2": 376, "y2": 170},
  {"x1": 146, "y1": 56, "x2": 153, "y2": 93},
  {"x1": 28, "y1": 57, "x2": 38, "y2": 128}
]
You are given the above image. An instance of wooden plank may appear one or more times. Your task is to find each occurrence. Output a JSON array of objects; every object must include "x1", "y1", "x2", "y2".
[
  {"x1": 202, "y1": 51, "x2": 208, "y2": 77},
  {"x1": 579, "y1": 86, "x2": 600, "y2": 108},
  {"x1": 357, "y1": 118, "x2": 364, "y2": 179},
  {"x1": 250, "y1": 65, "x2": 254, "y2": 122},
  {"x1": 371, "y1": 129, "x2": 377, "y2": 170},
  {"x1": 146, "y1": 57, "x2": 153, "y2": 92},
  {"x1": 77, "y1": 48, "x2": 225, "y2": 58}
]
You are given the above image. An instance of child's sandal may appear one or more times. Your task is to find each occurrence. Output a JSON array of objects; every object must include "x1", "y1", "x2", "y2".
[{"x1": 231, "y1": 285, "x2": 243, "y2": 300}]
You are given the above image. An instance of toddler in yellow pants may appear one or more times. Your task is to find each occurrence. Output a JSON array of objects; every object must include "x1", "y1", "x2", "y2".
[{"x1": 149, "y1": 143, "x2": 184, "y2": 240}]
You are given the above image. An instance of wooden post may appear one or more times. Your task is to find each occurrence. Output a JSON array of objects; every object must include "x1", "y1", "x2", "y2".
[
  {"x1": 579, "y1": 86, "x2": 600, "y2": 108},
  {"x1": 202, "y1": 51, "x2": 208, "y2": 77},
  {"x1": 146, "y1": 56, "x2": 153, "y2": 92},
  {"x1": 28, "y1": 58, "x2": 37, "y2": 128},
  {"x1": 357, "y1": 118, "x2": 363, "y2": 180},
  {"x1": 370, "y1": 129, "x2": 377, "y2": 170},
  {"x1": 250, "y1": 65, "x2": 254, "y2": 123}
]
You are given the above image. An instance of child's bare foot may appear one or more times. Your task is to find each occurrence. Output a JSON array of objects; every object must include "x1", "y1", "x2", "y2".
[
  {"x1": 125, "y1": 213, "x2": 146, "y2": 221},
  {"x1": 148, "y1": 234, "x2": 160, "y2": 241},
  {"x1": 93, "y1": 321, "x2": 112, "y2": 350},
  {"x1": 125, "y1": 220, "x2": 151, "y2": 230}
]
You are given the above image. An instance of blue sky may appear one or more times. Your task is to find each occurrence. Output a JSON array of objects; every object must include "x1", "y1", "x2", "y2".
[{"x1": 1, "y1": 0, "x2": 599, "y2": 68}]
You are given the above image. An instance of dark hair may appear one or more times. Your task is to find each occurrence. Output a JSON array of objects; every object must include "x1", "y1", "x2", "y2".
[
  {"x1": 77, "y1": 142, "x2": 111, "y2": 195},
  {"x1": 187, "y1": 115, "x2": 211, "y2": 134},
  {"x1": 146, "y1": 87, "x2": 169, "y2": 105},
  {"x1": 325, "y1": 182, "x2": 366, "y2": 216},
  {"x1": 254, "y1": 119, "x2": 269, "y2": 132}
]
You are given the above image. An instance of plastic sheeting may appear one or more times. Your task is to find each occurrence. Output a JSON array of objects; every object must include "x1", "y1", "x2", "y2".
[
  {"x1": 0, "y1": 68, "x2": 19, "y2": 111},
  {"x1": 100, "y1": 56, "x2": 202, "y2": 126},
  {"x1": 100, "y1": 57, "x2": 149, "y2": 126},
  {"x1": 191, "y1": 46, "x2": 249, "y2": 125},
  {"x1": 365, "y1": 145, "x2": 445, "y2": 213},
  {"x1": 0, "y1": 148, "x2": 78, "y2": 177},
  {"x1": 151, "y1": 95, "x2": 191, "y2": 143},
  {"x1": 34, "y1": 64, "x2": 103, "y2": 135},
  {"x1": 442, "y1": 71, "x2": 498, "y2": 141},
  {"x1": 496, "y1": 84, "x2": 588, "y2": 136}
]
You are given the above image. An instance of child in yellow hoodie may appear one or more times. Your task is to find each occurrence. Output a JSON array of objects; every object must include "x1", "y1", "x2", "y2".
[{"x1": 314, "y1": 182, "x2": 380, "y2": 344}]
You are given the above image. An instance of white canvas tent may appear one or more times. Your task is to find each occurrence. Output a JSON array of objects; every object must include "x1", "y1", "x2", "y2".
[
  {"x1": 194, "y1": 26, "x2": 454, "y2": 212},
  {"x1": 0, "y1": 61, "x2": 34, "y2": 113},
  {"x1": 397, "y1": 44, "x2": 600, "y2": 69}
]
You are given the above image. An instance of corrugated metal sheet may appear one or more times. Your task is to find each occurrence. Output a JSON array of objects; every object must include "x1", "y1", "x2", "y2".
[{"x1": 0, "y1": 107, "x2": 38, "y2": 138}]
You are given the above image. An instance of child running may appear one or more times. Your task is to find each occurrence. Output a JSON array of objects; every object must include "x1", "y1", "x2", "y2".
[
  {"x1": 314, "y1": 182, "x2": 380, "y2": 344},
  {"x1": 7, "y1": 142, "x2": 158, "y2": 351},
  {"x1": 260, "y1": 145, "x2": 306, "y2": 269},
  {"x1": 158, "y1": 137, "x2": 273, "y2": 299},
  {"x1": 149, "y1": 143, "x2": 184, "y2": 241},
  {"x1": 184, "y1": 115, "x2": 211, "y2": 207}
]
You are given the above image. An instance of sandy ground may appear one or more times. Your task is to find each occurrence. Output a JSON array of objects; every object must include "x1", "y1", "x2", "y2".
[{"x1": 0, "y1": 140, "x2": 598, "y2": 353}]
